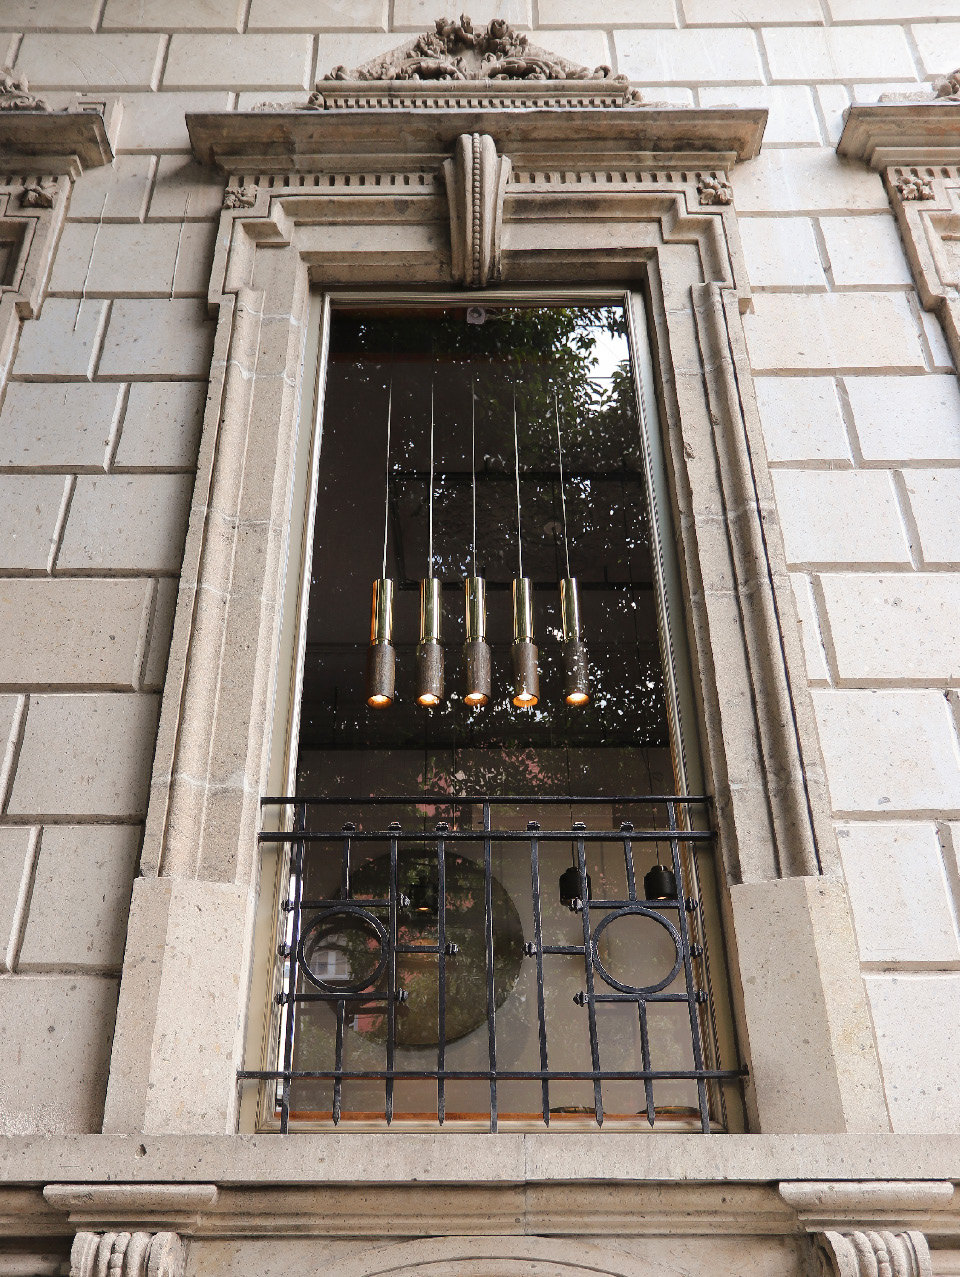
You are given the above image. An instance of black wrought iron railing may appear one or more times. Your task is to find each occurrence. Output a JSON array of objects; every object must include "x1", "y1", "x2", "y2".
[{"x1": 244, "y1": 795, "x2": 743, "y2": 1133}]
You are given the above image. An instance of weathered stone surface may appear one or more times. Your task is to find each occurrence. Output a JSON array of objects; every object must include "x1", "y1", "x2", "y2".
[
  {"x1": 58, "y1": 475, "x2": 193, "y2": 572},
  {"x1": 790, "y1": 573, "x2": 830, "y2": 682},
  {"x1": 115, "y1": 91, "x2": 231, "y2": 151},
  {"x1": 7, "y1": 694, "x2": 159, "y2": 818},
  {"x1": 732, "y1": 149, "x2": 888, "y2": 212},
  {"x1": 0, "y1": 475, "x2": 67, "y2": 571},
  {"x1": 247, "y1": 0, "x2": 387, "y2": 29},
  {"x1": 812, "y1": 689, "x2": 960, "y2": 813},
  {"x1": 98, "y1": 300, "x2": 214, "y2": 378},
  {"x1": 844, "y1": 375, "x2": 960, "y2": 461},
  {"x1": 744, "y1": 294, "x2": 926, "y2": 371},
  {"x1": 904, "y1": 471, "x2": 960, "y2": 565},
  {"x1": 911, "y1": 21, "x2": 960, "y2": 77},
  {"x1": 66, "y1": 155, "x2": 153, "y2": 220},
  {"x1": 614, "y1": 28, "x2": 764, "y2": 84},
  {"x1": 393, "y1": 0, "x2": 531, "y2": 29},
  {"x1": 148, "y1": 156, "x2": 226, "y2": 220},
  {"x1": 820, "y1": 215, "x2": 913, "y2": 286},
  {"x1": 163, "y1": 34, "x2": 313, "y2": 89},
  {"x1": 699, "y1": 85, "x2": 822, "y2": 146},
  {"x1": 838, "y1": 821, "x2": 960, "y2": 964},
  {"x1": 866, "y1": 973, "x2": 960, "y2": 1132},
  {"x1": 0, "y1": 382, "x2": 121, "y2": 470},
  {"x1": 115, "y1": 382, "x2": 205, "y2": 470},
  {"x1": 14, "y1": 34, "x2": 164, "y2": 89},
  {"x1": 540, "y1": 0, "x2": 673, "y2": 23},
  {"x1": 754, "y1": 376, "x2": 851, "y2": 463},
  {"x1": 0, "y1": 827, "x2": 34, "y2": 973},
  {"x1": 763, "y1": 25, "x2": 916, "y2": 82},
  {"x1": 20, "y1": 826, "x2": 140, "y2": 972},
  {"x1": 771, "y1": 470, "x2": 911, "y2": 566},
  {"x1": 0, "y1": 579, "x2": 150, "y2": 688},
  {"x1": 13, "y1": 299, "x2": 106, "y2": 380},
  {"x1": 102, "y1": 0, "x2": 245, "y2": 30},
  {"x1": 50, "y1": 223, "x2": 212, "y2": 297},
  {"x1": 819, "y1": 573, "x2": 960, "y2": 682},
  {"x1": 740, "y1": 216, "x2": 826, "y2": 288},
  {"x1": 0, "y1": 0, "x2": 100, "y2": 28},
  {"x1": 0, "y1": 975, "x2": 118, "y2": 1134}
]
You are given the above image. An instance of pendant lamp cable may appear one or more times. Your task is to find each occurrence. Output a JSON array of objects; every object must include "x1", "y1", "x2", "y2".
[
  {"x1": 471, "y1": 380, "x2": 477, "y2": 575},
  {"x1": 513, "y1": 391, "x2": 523, "y2": 578},
  {"x1": 554, "y1": 391, "x2": 572, "y2": 580},
  {"x1": 381, "y1": 380, "x2": 393, "y2": 578},
  {"x1": 428, "y1": 381, "x2": 435, "y2": 578}
]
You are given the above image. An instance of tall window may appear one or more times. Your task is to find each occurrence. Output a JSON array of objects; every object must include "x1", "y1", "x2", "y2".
[{"x1": 253, "y1": 298, "x2": 743, "y2": 1132}]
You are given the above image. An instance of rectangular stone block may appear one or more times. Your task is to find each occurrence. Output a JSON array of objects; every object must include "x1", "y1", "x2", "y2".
[
  {"x1": 58, "y1": 474, "x2": 193, "y2": 572},
  {"x1": 143, "y1": 578, "x2": 178, "y2": 690},
  {"x1": 912, "y1": 24, "x2": 960, "y2": 78},
  {"x1": 866, "y1": 973, "x2": 960, "y2": 1132},
  {"x1": 844, "y1": 375, "x2": 960, "y2": 462},
  {"x1": 148, "y1": 156, "x2": 225, "y2": 220},
  {"x1": 163, "y1": 34, "x2": 312, "y2": 89},
  {"x1": 754, "y1": 376, "x2": 851, "y2": 463},
  {"x1": 8, "y1": 693, "x2": 160, "y2": 817},
  {"x1": 743, "y1": 294, "x2": 926, "y2": 372},
  {"x1": 731, "y1": 149, "x2": 888, "y2": 213},
  {"x1": 817, "y1": 84, "x2": 851, "y2": 147},
  {"x1": 248, "y1": 0, "x2": 388, "y2": 28},
  {"x1": 115, "y1": 381, "x2": 205, "y2": 469},
  {"x1": 740, "y1": 216, "x2": 826, "y2": 288},
  {"x1": 67, "y1": 155, "x2": 154, "y2": 221},
  {"x1": 838, "y1": 822, "x2": 960, "y2": 965},
  {"x1": 14, "y1": 34, "x2": 164, "y2": 89},
  {"x1": 0, "y1": 975, "x2": 118, "y2": 1133},
  {"x1": 684, "y1": 0, "x2": 820, "y2": 19},
  {"x1": 904, "y1": 471, "x2": 960, "y2": 566},
  {"x1": 542, "y1": 0, "x2": 676, "y2": 21},
  {"x1": 832, "y1": 0, "x2": 959, "y2": 16},
  {"x1": 790, "y1": 573, "x2": 830, "y2": 682},
  {"x1": 763, "y1": 25, "x2": 916, "y2": 82},
  {"x1": 115, "y1": 91, "x2": 231, "y2": 151},
  {"x1": 699, "y1": 85, "x2": 821, "y2": 146},
  {"x1": 614, "y1": 28, "x2": 763, "y2": 84},
  {"x1": 20, "y1": 825, "x2": 141, "y2": 971},
  {"x1": 50, "y1": 223, "x2": 211, "y2": 297},
  {"x1": 0, "y1": 382, "x2": 122, "y2": 469},
  {"x1": 315, "y1": 33, "x2": 413, "y2": 74},
  {"x1": 0, "y1": 0, "x2": 99, "y2": 28},
  {"x1": 0, "y1": 828, "x2": 34, "y2": 973},
  {"x1": 820, "y1": 215, "x2": 913, "y2": 287},
  {"x1": 812, "y1": 689, "x2": 960, "y2": 813},
  {"x1": 0, "y1": 475, "x2": 67, "y2": 570},
  {"x1": 13, "y1": 298, "x2": 107, "y2": 380},
  {"x1": 0, "y1": 579, "x2": 151, "y2": 688},
  {"x1": 98, "y1": 299, "x2": 214, "y2": 378},
  {"x1": 522, "y1": 29, "x2": 610, "y2": 69},
  {"x1": 394, "y1": 0, "x2": 530, "y2": 27},
  {"x1": 820, "y1": 573, "x2": 960, "y2": 683},
  {"x1": 102, "y1": 0, "x2": 244, "y2": 29},
  {"x1": 771, "y1": 470, "x2": 911, "y2": 567}
]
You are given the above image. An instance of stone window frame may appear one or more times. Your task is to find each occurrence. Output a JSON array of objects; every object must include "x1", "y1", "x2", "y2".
[{"x1": 100, "y1": 94, "x2": 891, "y2": 1139}]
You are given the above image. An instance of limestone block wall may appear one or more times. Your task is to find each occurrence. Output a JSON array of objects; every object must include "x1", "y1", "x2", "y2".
[{"x1": 0, "y1": 0, "x2": 957, "y2": 1135}]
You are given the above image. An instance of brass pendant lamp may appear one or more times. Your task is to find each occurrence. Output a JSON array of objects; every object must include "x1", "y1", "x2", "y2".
[
  {"x1": 511, "y1": 393, "x2": 539, "y2": 708},
  {"x1": 555, "y1": 393, "x2": 590, "y2": 707},
  {"x1": 365, "y1": 381, "x2": 396, "y2": 708},
  {"x1": 464, "y1": 382, "x2": 491, "y2": 707},
  {"x1": 416, "y1": 383, "x2": 444, "y2": 706}
]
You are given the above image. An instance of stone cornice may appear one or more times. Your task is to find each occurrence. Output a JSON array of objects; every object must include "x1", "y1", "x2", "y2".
[
  {"x1": 837, "y1": 102, "x2": 960, "y2": 169},
  {"x1": 186, "y1": 106, "x2": 766, "y2": 173},
  {"x1": 0, "y1": 106, "x2": 117, "y2": 176}
]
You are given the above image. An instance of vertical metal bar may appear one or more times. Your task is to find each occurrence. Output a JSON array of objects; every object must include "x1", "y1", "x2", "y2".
[
  {"x1": 279, "y1": 800, "x2": 306, "y2": 1135},
  {"x1": 340, "y1": 822, "x2": 353, "y2": 899},
  {"x1": 637, "y1": 1000, "x2": 655, "y2": 1127},
  {"x1": 484, "y1": 801, "x2": 498, "y2": 1132},
  {"x1": 386, "y1": 823, "x2": 399, "y2": 1126},
  {"x1": 332, "y1": 999, "x2": 345, "y2": 1126},
  {"x1": 576, "y1": 828, "x2": 603, "y2": 1126},
  {"x1": 437, "y1": 824, "x2": 447, "y2": 1126},
  {"x1": 622, "y1": 822, "x2": 636, "y2": 901},
  {"x1": 527, "y1": 823, "x2": 550, "y2": 1125},
  {"x1": 668, "y1": 800, "x2": 710, "y2": 1133}
]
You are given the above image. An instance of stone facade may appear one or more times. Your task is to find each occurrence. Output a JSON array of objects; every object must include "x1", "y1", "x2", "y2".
[{"x1": 0, "y1": 0, "x2": 959, "y2": 1273}]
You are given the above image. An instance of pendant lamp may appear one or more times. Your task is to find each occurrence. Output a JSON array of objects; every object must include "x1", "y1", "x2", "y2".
[
  {"x1": 365, "y1": 382, "x2": 396, "y2": 708},
  {"x1": 463, "y1": 384, "x2": 491, "y2": 706},
  {"x1": 416, "y1": 383, "x2": 444, "y2": 706},
  {"x1": 554, "y1": 393, "x2": 589, "y2": 706},
  {"x1": 511, "y1": 394, "x2": 539, "y2": 708}
]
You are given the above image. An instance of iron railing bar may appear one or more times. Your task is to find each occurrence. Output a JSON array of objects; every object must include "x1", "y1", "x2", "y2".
[
  {"x1": 386, "y1": 825, "x2": 398, "y2": 1126},
  {"x1": 262, "y1": 794, "x2": 712, "y2": 806},
  {"x1": 638, "y1": 1001, "x2": 655, "y2": 1127},
  {"x1": 576, "y1": 829, "x2": 604, "y2": 1126},
  {"x1": 332, "y1": 1000, "x2": 345, "y2": 1126},
  {"x1": 484, "y1": 800, "x2": 497, "y2": 1133},
  {"x1": 624, "y1": 831, "x2": 637, "y2": 902},
  {"x1": 437, "y1": 826, "x2": 447, "y2": 1127},
  {"x1": 241, "y1": 1067, "x2": 745, "y2": 1081},
  {"x1": 527, "y1": 824, "x2": 550, "y2": 1126},
  {"x1": 260, "y1": 830, "x2": 715, "y2": 844},
  {"x1": 668, "y1": 798, "x2": 711, "y2": 1134},
  {"x1": 278, "y1": 801, "x2": 306, "y2": 1135}
]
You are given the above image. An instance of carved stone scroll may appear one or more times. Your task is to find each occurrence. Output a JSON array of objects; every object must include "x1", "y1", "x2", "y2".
[
  {"x1": 443, "y1": 132, "x2": 510, "y2": 286},
  {"x1": 0, "y1": 67, "x2": 49, "y2": 112},
  {"x1": 70, "y1": 1232, "x2": 185, "y2": 1277},
  {"x1": 817, "y1": 1231, "x2": 933, "y2": 1277}
]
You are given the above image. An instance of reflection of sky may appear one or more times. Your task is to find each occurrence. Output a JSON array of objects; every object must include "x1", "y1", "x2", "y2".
[{"x1": 584, "y1": 322, "x2": 630, "y2": 383}]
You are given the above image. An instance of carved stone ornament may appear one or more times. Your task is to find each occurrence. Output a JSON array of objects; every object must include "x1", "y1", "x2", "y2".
[
  {"x1": 817, "y1": 1231, "x2": 932, "y2": 1277},
  {"x1": 935, "y1": 67, "x2": 960, "y2": 101},
  {"x1": 893, "y1": 173, "x2": 935, "y2": 200},
  {"x1": 70, "y1": 1231, "x2": 185, "y2": 1277},
  {"x1": 0, "y1": 67, "x2": 49, "y2": 111},
  {"x1": 223, "y1": 183, "x2": 258, "y2": 209},
  {"x1": 20, "y1": 178, "x2": 57, "y2": 208},
  {"x1": 697, "y1": 174, "x2": 734, "y2": 205},
  {"x1": 303, "y1": 15, "x2": 643, "y2": 109},
  {"x1": 443, "y1": 132, "x2": 510, "y2": 286}
]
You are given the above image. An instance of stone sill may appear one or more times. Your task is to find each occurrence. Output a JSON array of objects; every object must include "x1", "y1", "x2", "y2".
[
  {"x1": 837, "y1": 103, "x2": 960, "y2": 169},
  {"x1": 1, "y1": 1133, "x2": 959, "y2": 1187},
  {"x1": 186, "y1": 106, "x2": 767, "y2": 172}
]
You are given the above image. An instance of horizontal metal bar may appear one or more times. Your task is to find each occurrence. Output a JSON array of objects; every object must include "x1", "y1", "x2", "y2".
[
  {"x1": 262, "y1": 794, "x2": 711, "y2": 806},
  {"x1": 260, "y1": 829, "x2": 713, "y2": 844},
  {"x1": 240, "y1": 1068, "x2": 745, "y2": 1082}
]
